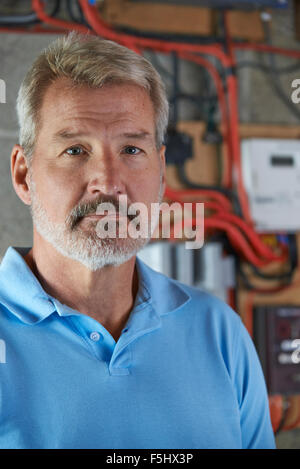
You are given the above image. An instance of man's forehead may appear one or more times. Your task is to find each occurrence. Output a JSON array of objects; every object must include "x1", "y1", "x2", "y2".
[
  {"x1": 38, "y1": 79, "x2": 156, "y2": 138},
  {"x1": 42, "y1": 78, "x2": 153, "y2": 110}
]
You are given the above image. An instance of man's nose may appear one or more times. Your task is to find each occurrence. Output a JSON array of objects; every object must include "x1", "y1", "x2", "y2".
[{"x1": 86, "y1": 155, "x2": 126, "y2": 197}]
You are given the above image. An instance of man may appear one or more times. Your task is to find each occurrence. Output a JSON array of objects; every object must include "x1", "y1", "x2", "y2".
[{"x1": 0, "y1": 32, "x2": 275, "y2": 449}]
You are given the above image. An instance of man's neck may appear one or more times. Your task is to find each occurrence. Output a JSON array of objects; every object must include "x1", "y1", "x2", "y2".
[{"x1": 24, "y1": 234, "x2": 138, "y2": 342}]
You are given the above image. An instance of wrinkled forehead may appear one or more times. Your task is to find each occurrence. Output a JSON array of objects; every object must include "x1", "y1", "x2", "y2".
[{"x1": 37, "y1": 78, "x2": 157, "y2": 138}]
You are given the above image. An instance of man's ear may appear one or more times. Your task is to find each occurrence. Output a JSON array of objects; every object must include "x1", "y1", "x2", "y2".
[{"x1": 11, "y1": 144, "x2": 32, "y2": 206}]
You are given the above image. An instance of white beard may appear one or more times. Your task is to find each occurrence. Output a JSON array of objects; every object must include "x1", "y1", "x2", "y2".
[{"x1": 29, "y1": 174, "x2": 162, "y2": 271}]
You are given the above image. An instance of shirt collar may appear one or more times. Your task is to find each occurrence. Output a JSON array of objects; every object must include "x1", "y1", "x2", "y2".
[
  {"x1": 0, "y1": 246, "x2": 55, "y2": 324},
  {"x1": 135, "y1": 255, "x2": 191, "y2": 316},
  {"x1": 0, "y1": 246, "x2": 190, "y2": 326}
]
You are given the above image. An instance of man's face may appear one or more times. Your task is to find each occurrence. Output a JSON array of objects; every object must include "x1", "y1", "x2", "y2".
[{"x1": 28, "y1": 78, "x2": 165, "y2": 270}]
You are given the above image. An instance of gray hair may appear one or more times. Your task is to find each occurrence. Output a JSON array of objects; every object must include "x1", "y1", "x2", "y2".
[{"x1": 16, "y1": 32, "x2": 169, "y2": 163}]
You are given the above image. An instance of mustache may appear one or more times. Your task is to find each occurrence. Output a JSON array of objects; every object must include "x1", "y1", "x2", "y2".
[{"x1": 66, "y1": 195, "x2": 135, "y2": 230}]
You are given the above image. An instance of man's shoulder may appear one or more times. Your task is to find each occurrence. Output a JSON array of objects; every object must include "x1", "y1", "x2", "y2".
[{"x1": 171, "y1": 276, "x2": 241, "y2": 329}]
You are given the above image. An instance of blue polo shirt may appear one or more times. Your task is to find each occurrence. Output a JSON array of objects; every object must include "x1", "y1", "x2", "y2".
[{"x1": 0, "y1": 246, "x2": 275, "y2": 449}]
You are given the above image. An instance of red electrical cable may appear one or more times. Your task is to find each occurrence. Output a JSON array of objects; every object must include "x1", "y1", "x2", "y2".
[
  {"x1": 178, "y1": 51, "x2": 232, "y2": 188},
  {"x1": 166, "y1": 190, "x2": 286, "y2": 261},
  {"x1": 227, "y1": 288, "x2": 236, "y2": 311},
  {"x1": 163, "y1": 195, "x2": 286, "y2": 263},
  {"x1": 269, "y1": 395, "x2": 284, "y2": 434},
  {"x1": 164, "y1": 185, "x2": 232, "y2": 212},
  {"x1": 78, "y1": 0, "x2": 231, "y2": 66},
  {"x1": 244, "y1": 290, "x2": 255, "y2": 336},
  {"x1": 79, "y1": 0, "x2": 139, "y2": 50},
  {"x1": 223, "y1": 12, "x2": 253, "y2": 226},
  {"x1": 34, "y1": 0, "x2": 300, "y2": 64},
  {"x1": 206, "y1": 218, "x2": 283, "y2": 267},
  {"x1": 172, "y1": 216, "x2": 272, "y2": 267},
  {"x1": 234, "y1": 42, "x2": 300, "y2": 60},
  {"x1": 226, "y1": 74, "x2": 252, "y2": 219},
  {"x1": 0, "y1": 25, "x2": 65, "y2": 34},
  {"x1": 178, "y1": 48, "x2": 253, "y2": 225},
  {"x1": 32, "y1": 0, "x2": 90, "y2": 34},
  {"x1": 203, "y1": 201, "x2": 287, "y2": 262},
  {"x1": 209, "y1": 218, "x2": 269, "y2": 268},
  {"x1": 223, "y1": 12, "x2": 236, "y2": 65},
  {"x1": 165, "y1": 188, "x2": 286, "y2": 263}
]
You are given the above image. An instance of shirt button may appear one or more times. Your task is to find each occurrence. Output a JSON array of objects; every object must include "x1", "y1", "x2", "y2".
[{"x1": 90, "y1": 331, "x2": 101, "y2": 342}]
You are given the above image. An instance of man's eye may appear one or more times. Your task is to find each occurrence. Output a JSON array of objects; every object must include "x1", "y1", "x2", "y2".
[
  {"x1": 65, "y1": 146, "x2": 85, "y2": 156},
  {"x1": 123, "y1": 146, "x2": 142, "y2": 155}
]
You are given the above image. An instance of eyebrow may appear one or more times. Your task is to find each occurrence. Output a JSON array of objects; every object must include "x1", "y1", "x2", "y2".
[
  {"x1": 118, "y1": 131, "x2": 152, "y2": 140},
  {"x1": 51, "y1": 130, "x2": 89, "y2": 142},
  {"x1": 52, "y1": 129, "x2": 153, "y2": 142}
]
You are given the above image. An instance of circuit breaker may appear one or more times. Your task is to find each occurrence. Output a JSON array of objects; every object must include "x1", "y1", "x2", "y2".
[{"x1": 253, "y1": 306, "x2": 300, "y2": 394}]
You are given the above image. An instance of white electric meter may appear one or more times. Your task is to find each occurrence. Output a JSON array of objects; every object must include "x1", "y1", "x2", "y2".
[{"x1": 241, "y1": 138, "x2": 300, "y2": 232}]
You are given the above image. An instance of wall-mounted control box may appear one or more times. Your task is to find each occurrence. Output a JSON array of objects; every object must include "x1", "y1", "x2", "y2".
[
  {"x1": 253, "y1": 305, "x2": 300, "y2": 394},
  {"x1": 241, "y1": 138, "x2": 300, "y2": 232}
]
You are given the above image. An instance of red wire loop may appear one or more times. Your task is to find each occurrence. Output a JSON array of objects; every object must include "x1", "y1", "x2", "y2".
[{"x1": 32, "y1": 0, "x2": 90, "y2": 34}]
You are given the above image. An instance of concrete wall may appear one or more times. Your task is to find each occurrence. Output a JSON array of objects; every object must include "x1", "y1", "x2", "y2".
[{"x1": 0, "y1": 33, "x2": 60, "y2": 259}]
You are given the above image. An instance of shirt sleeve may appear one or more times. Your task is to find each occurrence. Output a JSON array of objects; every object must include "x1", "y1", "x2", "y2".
[{"x1": 232, "y1": 318, "x2": 276, "y2": 449}]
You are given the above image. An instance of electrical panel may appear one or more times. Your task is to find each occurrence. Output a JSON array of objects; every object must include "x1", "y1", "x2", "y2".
[
  {"x1": 241, "y1": 138, "x2": 300, "y2": 232},
  {"x1": 253, "y1": 306, "x2": 300, "y2": 395}
]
